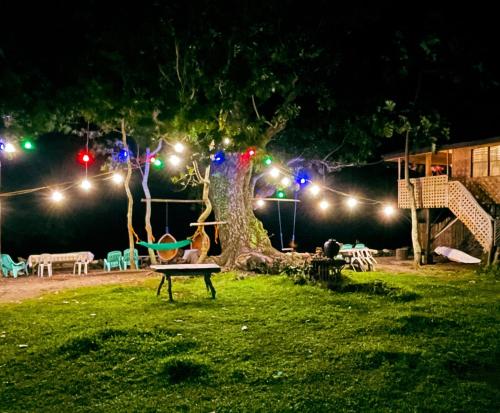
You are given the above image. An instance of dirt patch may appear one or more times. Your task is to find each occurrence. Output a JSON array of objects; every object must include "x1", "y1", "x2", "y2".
[
  {"x1": 0, "y1": 270, "x2": 158, "y2": 303},
  {"x1": 375, "y1": 256, "x2": 480, "y2": 275}
]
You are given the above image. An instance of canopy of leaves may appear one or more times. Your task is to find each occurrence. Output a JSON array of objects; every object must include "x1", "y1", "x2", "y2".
[{"x1": 1, "y1": 2, "x2": 499, "y2": 160}]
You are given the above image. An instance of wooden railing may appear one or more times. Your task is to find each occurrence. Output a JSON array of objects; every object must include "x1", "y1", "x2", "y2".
[
  {"x1": 398, "y1": 176, "x2": 449, "y2": 209},
  {"x1": 398, "y1": 175, "x2": 494, "y2": 251},
  {"x1": 447, "y1": 181, "x2": 493, "y2": 251}
]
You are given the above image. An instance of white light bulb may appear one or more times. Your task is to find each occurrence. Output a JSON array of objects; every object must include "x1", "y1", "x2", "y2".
[
  {"x1": 81, "y1": 179, "x2": 92, "y2": 191},
  {"x1": 169, "y1": 154, "x2": 182, "y2": 166},
  {"x1": 112, "y1": 173, "x2": 124, "y2": 184},
  {"x1": 310, "y1": 184, "x2": 320, "y2": 196},
  {"x1": 269, "y1": 167, "x2": 280, "y2": 178},
  {"x1": 223, "y1": 137, "x2": 231, "y2": 145},
  {"x1": 51, "y1": 191, "x2": 64, "y2": 202},
  {"x1": 4, "y1": 143, "x2": 16, "y2": 153},
  {"x1": 174, "y1": 142, "x2": 185, "y2": 153},
  {"x1": 256, "y1": 199, "x2": 265, "y2": 208},
  {"x1": 383, "y1": 205, "x2": 395, "y2": 216},
  {"x1": 347, "y1": 197, "x2": 358, "y2": 208},
  {"x1": 319, "y1": 200, "x2": 329, "y2": 210},
  {"x1": 281, "y1": 177, "x2": 291, "y2": 187}
]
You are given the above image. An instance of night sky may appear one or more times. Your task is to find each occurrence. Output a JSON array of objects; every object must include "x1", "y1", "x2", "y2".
[{"x1": 1, "y1": 2, "x2": 499, "y2": 260}]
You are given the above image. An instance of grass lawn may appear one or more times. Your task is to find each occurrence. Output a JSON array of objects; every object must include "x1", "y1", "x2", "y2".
[{"x1": 1, "y1": 269, "x2": 499, "y2": 412}]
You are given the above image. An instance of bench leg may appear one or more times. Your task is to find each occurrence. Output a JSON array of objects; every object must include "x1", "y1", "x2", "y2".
[
  {"x1": 167, "y1": 275, "x2": 173, "y2": 302},
  {"x1": 204, "y1": 274, "x2": 216, "y2": 299},
  {"x1": 157, "y1": 275, "x2": 165, "y2": 296}
]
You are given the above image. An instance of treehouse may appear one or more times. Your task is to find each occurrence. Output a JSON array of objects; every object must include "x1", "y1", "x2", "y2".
[{"x1": 384, "y1": 137, "x2": 500, "y2": 263}]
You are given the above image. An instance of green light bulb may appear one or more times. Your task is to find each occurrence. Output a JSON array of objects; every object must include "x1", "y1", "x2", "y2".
[
  {"x1": 264, "y1": 155, "x2": 273, "y2": 166},
  {"x1": 277, "y1": 190, "x2": 285, "y2": 199},
  {"x1": 22, "y1": 140, "x2": 34, "y2": 150}
]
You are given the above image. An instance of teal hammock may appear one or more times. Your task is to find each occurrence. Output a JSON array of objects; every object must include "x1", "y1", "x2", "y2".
[{"x1": 137, "y1": 239, "x2": 192, "y2": 251}]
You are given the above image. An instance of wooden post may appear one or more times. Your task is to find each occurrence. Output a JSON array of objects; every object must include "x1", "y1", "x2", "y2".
[
  {"x1": 398, "y1": 157, "x2": 401, "y2": 180},
  {"x1": 425, "y1": 153, "x2": 432, "y2": 177},
  {"x1": 424, "y1": 208, "x2": 433, "y2": 264}
]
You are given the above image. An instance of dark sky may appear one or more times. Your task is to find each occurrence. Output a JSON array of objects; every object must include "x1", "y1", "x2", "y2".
[{"x1": 1, "y1": 2, "x2": 499, "y2": 259}]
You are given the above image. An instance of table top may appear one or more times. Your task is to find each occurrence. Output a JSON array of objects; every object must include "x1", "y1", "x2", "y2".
[
  {"x1": 151, "y1": 264, "x2": 221, "y2": 274},
  {"x1": 27, "y1": 252, "x2": 94, "y2": 266}
]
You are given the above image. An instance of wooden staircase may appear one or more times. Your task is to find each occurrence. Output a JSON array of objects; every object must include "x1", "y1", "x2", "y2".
[{"x1": 447, "y1": 181, "x2": 493, "y2": 252}]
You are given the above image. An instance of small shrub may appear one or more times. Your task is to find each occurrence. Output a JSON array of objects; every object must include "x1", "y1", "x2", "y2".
[
  {"x1": 158, "y1": 355, "x2": 209, "y2": 383},
  {"x1": 475, "y1": 263, "x2": 500, "y2": 278}
]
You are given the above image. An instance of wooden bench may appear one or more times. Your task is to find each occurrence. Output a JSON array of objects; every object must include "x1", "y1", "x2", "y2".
[{"x1": 150, "y1": 264, "x2": 221, "y2": 301}]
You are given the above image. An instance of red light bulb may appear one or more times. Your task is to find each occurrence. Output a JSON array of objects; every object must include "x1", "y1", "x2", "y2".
[{"x1": 82, "y1": 154, "x2": 90, "y2": 163}]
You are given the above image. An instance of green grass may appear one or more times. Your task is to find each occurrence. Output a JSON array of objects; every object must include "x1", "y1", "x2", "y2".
[{"x1": 1, "y1": 269, "x2": 499, "y2": 412}]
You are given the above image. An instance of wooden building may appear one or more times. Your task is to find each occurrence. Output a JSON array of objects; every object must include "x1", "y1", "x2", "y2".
[{"x1": 384, "y1": 137, "x2": 500, "y2": 263}]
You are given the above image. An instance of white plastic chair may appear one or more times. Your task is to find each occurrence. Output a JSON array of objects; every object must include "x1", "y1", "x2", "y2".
[
  {"x1": 73, "y1": 254, "x2": 90, "y2": 275},
  {"x1": 38, "y1": 254, "x2": 53, "y2": 277}
]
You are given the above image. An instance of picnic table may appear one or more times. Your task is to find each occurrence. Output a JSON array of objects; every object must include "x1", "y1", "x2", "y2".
[
  {"x1": 339, "y1": 248, "x2": 377, "y2": 271},
  {"x1": 27, "y1": 252, "x2": 94, "y2": 274},
  {"x1": 151, "y1": 264, "x2": 221, "y2": 301}
]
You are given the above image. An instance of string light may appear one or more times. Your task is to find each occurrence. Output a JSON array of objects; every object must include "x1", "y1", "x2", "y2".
[
  {"x1": 51, "y1": 190, "x2": 64, "y2": 203},
  {"x1": 281, "y1": 177, "x2": 291, "y2": 187},
  {"x1": 21, "y1": 139, "x2": 34, "y2": 150},
  {"x1": 346, "y1": 197, "x2": 358, "y2": 208},
  {"x1": 319, "y1": 199, "x2": 330, "y2": 210},
  {"x1": 309, "y1": 184, "x2": 321, "y2": 196},
  {"x1": 80, "y1": 179, "x2": 92, "y2": 191},
  {"x1": 169, "y1": 154, "x2": 182, "y2": 167},
  {"x1": 223, "y1": 137, "x2": 231, "y2": 145},
  {"x1": 256, "y1": 199, "x2": 265, "y2": 208},
  {"x1": 212, "y1": 150, "x2": 225, "y2": 165},
  {"x1": 383, "y1": 205, "x2": 395, "y2": 216},
  {"x1": 270, "y1": 167, "x2": 280, "y2": 178},
  {"x1": 5, "y1": 143, "x2": 16, "y2": 153},
  {"x1": 117, "y1": 149, "x2": 129, "y2": 163},
  {"x1": 0, "y1": 142, "x2": 5, "y2": 151},
  {"x1": 77, "y1": 150, "x2": 94, "y2": 165},
  {"x1": 111, "y1": 173, "x2": 124, "y2": 184},
  {"x1": 174, "y1": 142, "x2": 185, "y2": 153},
  {"x1": 263, "y1": 155, "x2": 273, "y2": 166},
  {"x1": 276, "y1": 189, "x2": 286, "y2": 199}
]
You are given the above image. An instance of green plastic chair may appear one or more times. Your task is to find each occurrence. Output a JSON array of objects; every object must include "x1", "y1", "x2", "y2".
[
  {"x1": 1, "y1": 254, "x2": 27, "y2": 278},
  {"x1": 103, "y1": 251, "x2": 123, "y2": 271},
  {"x1": 354, "y1": 243, "x2": 366, "y2": 249},
  {"x1": 122, "y1": 248, "x2": 139, "y2": 269}
]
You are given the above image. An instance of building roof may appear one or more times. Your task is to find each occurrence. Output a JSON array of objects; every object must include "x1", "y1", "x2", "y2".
[{"x1": 383, "y1": 136, "x2": 500, "y2": 161}]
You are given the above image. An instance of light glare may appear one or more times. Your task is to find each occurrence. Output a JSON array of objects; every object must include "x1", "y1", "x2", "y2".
[
  {"x1": 383, "y1": 205, "x2": 395, "y2": 216},
  {"x1": 270, "y1": 167, "x2": 280, "y2": 178},
  {"x1": 169, "y1": 154, "x2": 182, "y2": 166},
  {"x1": 51, "y1": 190, "x2": 64, "y2": 202},
  {"x1": 310, "y1": 184, "x2": 320, "y2": 196},
  {"x1": 81, "y1": 179, "x2": 92, "y2": 191},
  {"x1": 112, "y1": 173, "x2": 124, "y2": 184},
  {"x1": 174, "y1": 142, "x2": 185, "y2": 153},
  {"x1": 347, "y1": 197, "x2": 358, "y2": 208},
  {"x1": 281, "y1": 177, "x2": 291, "y2": 187},
  {"x1": 256, "y1": 199, "x2": 265, "y2": 208},
  {"x1": 5, "y1": 143, "x2": 16, "y2": 153},
  {"x1": 319, "y1": 200, "x2": 330, "y2": 210}
]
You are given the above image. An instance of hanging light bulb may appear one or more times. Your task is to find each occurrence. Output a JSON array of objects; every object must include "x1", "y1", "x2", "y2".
[
  {"x1": 319, "y1": 199, "x2": 330, "y2": 210},
  {"x1": 169, "y1": 154, "x2": 182, "y2": 167},
  {"x1": 346, "y1": 197, "x2": 358, "y2": 209},
  {"x1": 281, "y1": 176, "x2": 291, "y2": 187},
  {"x1": 276, "y1": 189, "x2": 286, "y2": 199},
  {"x1": 21, "y1": 139, "x2": 34, "y2": 150},
  {"x1": 256, "y1": 199, "x2": 265, "y2": 208},
  {"x1": 51, "y1": 190, "x2": 64, "y2": 203},
  {"x1": 81, "y1": 179, "x2": 92, "y2": 191},
  {"x1": 111, "y1": 173, "x2": 124, "y2": 184},
  {"x1": 269, "y1": 167, "x2": 280, "y2": 178},
  {"x1": 263, "y1": 155, "x2": 273, "y2": 166},
  {"x1": 309, "y1": 184, "x2": 321, "y2": 196},
  {"x1": 383, "y1": 205, "x2": 395, "y2": 216},
  {"x1": 5, "y1": 143, "x2": 16, "y2": 153},
  {"x1": 173, "y1": 142, "x2": 185, "y2": 153}
]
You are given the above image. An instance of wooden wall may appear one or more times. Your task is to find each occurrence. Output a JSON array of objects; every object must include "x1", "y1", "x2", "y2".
[{"x1": 451, "y1": 148, "x2": 471, "y2": 178}]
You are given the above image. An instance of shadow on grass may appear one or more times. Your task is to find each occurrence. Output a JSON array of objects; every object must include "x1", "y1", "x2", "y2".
[
  {"x1": 325, "y1": 276, "x2": 420, "y2": 302},
  {"x1": 391, "y1": 314, "x2": 459, "y2": 336},
  {"x1": 158, "y1": 355, "x2": 210, "y2": 384},
  {"x1": 58, "y1": 328, "x2": 194, "y2": 359}
]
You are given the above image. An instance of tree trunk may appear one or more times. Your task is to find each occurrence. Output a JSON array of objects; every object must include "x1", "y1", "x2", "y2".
[
  {"x1": 195, "y1": 164, "x2": 212, "y2": 263},
  {"x1": 142, "y1": 148, "x2": 157, "y2": 265},
  {"x1": 121, "y1": 119, "x2": 137, "y2": 270},
  {"x1": 209, "y1": 153, "x2": 279, "y2": 268},
  {"x1": 405, "y1": 131, "x2": 422, "y2": 268}
]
